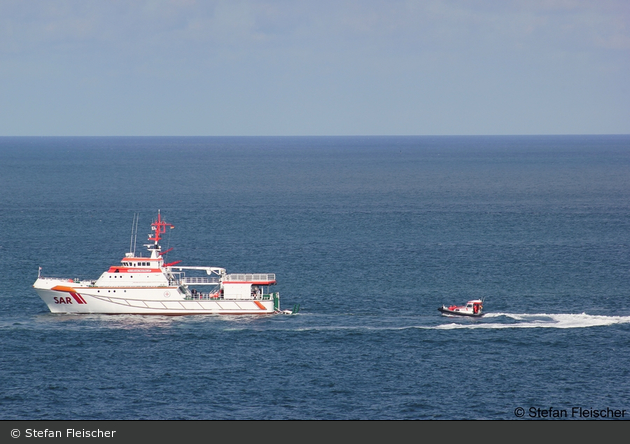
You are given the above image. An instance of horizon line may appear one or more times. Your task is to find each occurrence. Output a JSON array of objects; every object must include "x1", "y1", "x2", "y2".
[{"x1": 1, "y1": 133, "x2": 629, "y2": 138}]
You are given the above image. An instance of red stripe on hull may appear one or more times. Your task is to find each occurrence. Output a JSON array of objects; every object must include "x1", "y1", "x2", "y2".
[{"x1": 70, "y1": 292, "x2": 87, "y2": 304}]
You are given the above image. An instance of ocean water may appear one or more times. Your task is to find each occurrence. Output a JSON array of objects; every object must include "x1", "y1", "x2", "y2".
[{"x1": 0, "y1": 135, "x2": 629, "y2": 420}]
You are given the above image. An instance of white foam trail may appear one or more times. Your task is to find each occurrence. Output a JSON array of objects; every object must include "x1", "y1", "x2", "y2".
[{"x1": 436, "y1": 313, "x2": 630, "y2": 329}]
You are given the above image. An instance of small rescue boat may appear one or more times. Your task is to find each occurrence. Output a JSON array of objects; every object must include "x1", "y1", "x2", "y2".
[{"x1": 438, "y1": 299, "x2": 484, "y2": 317}]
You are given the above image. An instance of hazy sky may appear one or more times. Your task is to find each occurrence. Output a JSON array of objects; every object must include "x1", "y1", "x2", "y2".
[{"x1": 1, "y1": 0, "x2": 628, "y2": 136}]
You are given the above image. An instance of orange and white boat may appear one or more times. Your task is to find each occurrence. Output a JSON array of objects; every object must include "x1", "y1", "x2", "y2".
[
  {"x1": 33, "y1": 211, "x2": 295, "y2": 315},
  {"x1": 438, "y1": 299, "x2": 484, "y2": 317}
]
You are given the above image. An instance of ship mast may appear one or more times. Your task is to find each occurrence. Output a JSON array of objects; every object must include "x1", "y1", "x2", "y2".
[{"x1": 146, "y1": 210, "x2": 174, "y2": 259}]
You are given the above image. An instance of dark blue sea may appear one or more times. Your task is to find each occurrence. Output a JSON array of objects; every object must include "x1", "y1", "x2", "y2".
[{"x1": 1, "y1": 135, "x2": 629, "y2": 420}]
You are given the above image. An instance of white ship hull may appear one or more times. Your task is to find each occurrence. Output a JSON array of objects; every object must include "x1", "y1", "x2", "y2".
[{"x1": 34, "y1": 279, "x2": 278, "y2": 315}]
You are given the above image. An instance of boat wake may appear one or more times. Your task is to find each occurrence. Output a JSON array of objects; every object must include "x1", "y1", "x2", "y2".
[
  {"x1": 436, "y1": 312, "x2": 630, "y2": 330},
  {"x1": 13, "y1": 311, "x2": 630, "y2": 334}
]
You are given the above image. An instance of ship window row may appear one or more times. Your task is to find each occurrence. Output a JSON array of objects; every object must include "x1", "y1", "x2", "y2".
[{"x1": 122, "y1": 261, "x2": 152, "y2": 267}]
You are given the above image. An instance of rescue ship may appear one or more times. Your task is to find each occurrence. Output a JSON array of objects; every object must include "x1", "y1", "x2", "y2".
[{"x1": 33, "y1": 211, "x2": 294, "y2": 315}]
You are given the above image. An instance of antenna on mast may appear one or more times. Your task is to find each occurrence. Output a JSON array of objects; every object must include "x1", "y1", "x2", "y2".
[{"x1": 129, "y1": 213, "x2": 139, "y2": 256}]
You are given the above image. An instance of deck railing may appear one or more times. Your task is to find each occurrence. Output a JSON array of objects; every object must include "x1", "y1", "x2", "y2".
[
  {"x1": 223, "y1": 273, "x2": 276, "y2": 282},
  {"x1": 185, "y1": 292, "x2": 278, "y2": 301},
  {"x1": 180, "y1": 276, "x2": 221, "y2": 285},
  {"x1": 179, "y1": 274, "x2": 275, "y2": 284}
]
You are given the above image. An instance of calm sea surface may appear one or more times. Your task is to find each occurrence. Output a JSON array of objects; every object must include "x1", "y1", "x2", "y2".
[{"x1": 0, "y1": 135, "x2": 629, "y2": 420}]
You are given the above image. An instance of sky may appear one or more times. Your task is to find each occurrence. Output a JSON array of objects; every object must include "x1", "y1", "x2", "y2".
[{"x1": 0, "y1": 0, "x2": 628, "y2": 136}]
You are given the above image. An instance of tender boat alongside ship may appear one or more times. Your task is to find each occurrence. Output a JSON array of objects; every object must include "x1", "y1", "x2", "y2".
[
  {"x1": 33, "y1": 211, "x2": 297, "y2": 316},
  {"x1": 438, "y1": 300, "x2": 484, "y2": 317}
]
